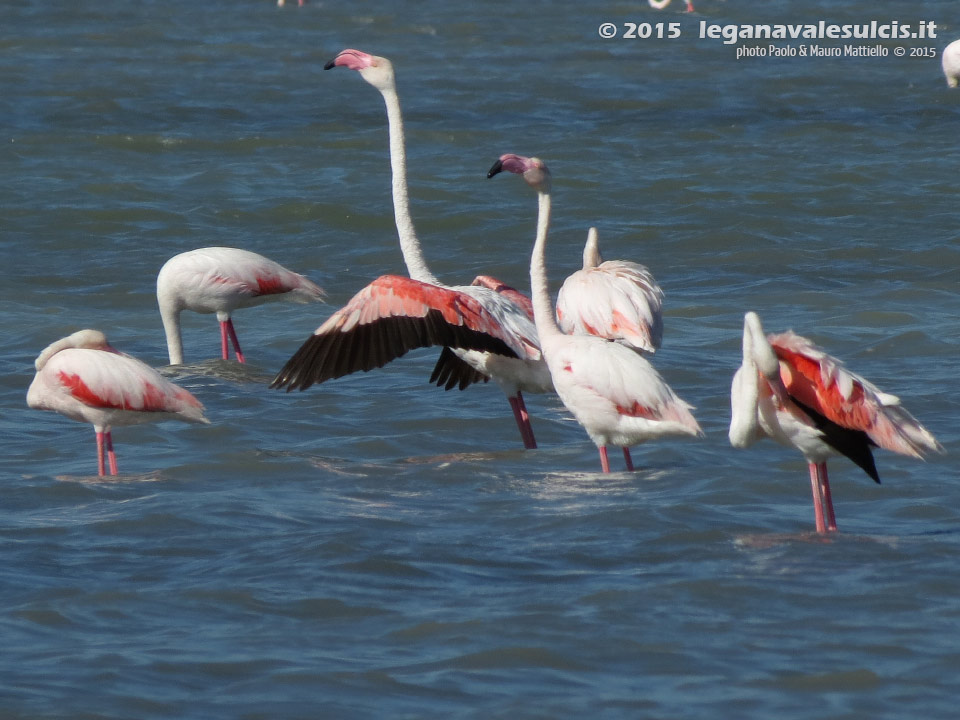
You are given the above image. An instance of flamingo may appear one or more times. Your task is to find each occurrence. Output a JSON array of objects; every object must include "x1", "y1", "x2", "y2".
[
  {"x1": 556, "y1": 226, "x2": 664, "y2": 354},
  {"x1": 26, "y1": 329, "x2": 210, "y2": 476},
  {"x1": 271, "y1": 49, "x2": 551, "y2": 449},
  {"x1": 729, "y1": 311, "x2": 944, "y2": 533},
  {"x1": 555, "y1": 227, "x2": 665, "y2": 470},
  {"x1": 157, "y1": 247, "x2": 325, "y2": 365},
  {"x1": 648, "y1": 0, "x2": 695, "y2": 12},
  {"x1": 943, "y1": 39, "x2": 960, "y2": 88},
  {"x1": 489, "y1": 154, "x2": 702, "y2": 472}
]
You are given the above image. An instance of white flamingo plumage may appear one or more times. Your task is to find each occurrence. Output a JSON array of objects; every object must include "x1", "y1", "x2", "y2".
[
  {"x1": 157, "y1": 247, "x2": 325, "y2": 365},
  {"x1": 942, "y1": 39, "x2": 960, "y2": 88},
  {"x1": 490, "y1": 154, "x2": 702, "y2": 472},
  {"x1": 556, "y1": 226, "x2": 664, "y2": 354},
  {"x1": 555, "y1": 226, "x2": 665, "y2": 469},
  {"x1": 729, "y1": 311, "x2": 944, "y2": 533},
  {"x1": 648, "y1": 0, "x2": 695, "y2": 12},
  {"x1": 26, "y1": 329, "x2": 209, "y2": 476},
  {"x1": 271, "y1": 49, "x2": 551, "y2": 449}
]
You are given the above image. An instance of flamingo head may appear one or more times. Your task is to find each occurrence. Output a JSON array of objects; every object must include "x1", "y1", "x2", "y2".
[
  {"x1": 324, "y1": 48, "x2": 396, "y2": 92},
  {"x1": 34, "y1": 329, "x2": 118, "y2": 371},
  {"x1": 69, "y1": 329, "x2": 114, "y2": 350},
  {"x1": 487, "y1": 154, "x2": 551, "y2": 193}
]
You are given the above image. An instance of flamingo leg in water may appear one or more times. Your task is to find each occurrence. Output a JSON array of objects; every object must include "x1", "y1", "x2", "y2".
[
  {"x1": 105, "y1": 431, "x2": 118, "y2": 476},
  {"x1": 598, "y1": 446, "x2": 611, "y2": 473},
  {"x1": 96, "y1": 431, "x2": 107, "y2": 477},
  {"x1": 220, "y1": 322, "x2": 229, "y2": 360},
  {"x1": 818, "y1": 461, "x2": 838, "y2": 532},
  {"x1": 685, "y1": 1, "x2": 695, "y2": 12},
  {"x1": 508, "y1": 392, "x2": 537, "y2": 449},
  {"x1": 622, "y1": 447, "x2": 634, "y2": 472},
  {"x1": 808, "y1": 462, "x2": 827, "y2": 534},
  {"x1": 220, "y1": 319, "x2": 246, "y2": 363}
]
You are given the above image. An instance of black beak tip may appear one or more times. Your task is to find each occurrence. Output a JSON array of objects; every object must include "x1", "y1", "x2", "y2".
[
  {"x1": 323, "y1": 59, "x2": 336, "y2": 70},
  {"x1": 487, "y1": 160, "x2": 504, "y2": 179}
]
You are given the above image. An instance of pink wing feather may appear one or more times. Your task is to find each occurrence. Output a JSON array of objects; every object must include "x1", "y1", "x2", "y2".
[
  {"x1": 52, "y1": 349, "x2": 204, "y2": 416},
  {"x1": 769, "y1": 331, "x2": 942, "y2": 459},
  {"x1": 556, "y1": 260, "x2": 663, "y2": 353}
]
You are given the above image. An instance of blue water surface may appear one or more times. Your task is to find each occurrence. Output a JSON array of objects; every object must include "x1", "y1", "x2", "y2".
[{"x1": 1, "y1": 1, "x2": 958, "y2": 718}]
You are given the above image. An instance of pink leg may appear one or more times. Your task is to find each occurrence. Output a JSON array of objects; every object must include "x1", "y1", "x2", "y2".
[
  {"x1": 96, "y1": 431, "x2": 107, "y2": 476},
  {"x1": 808, "y1": 463, "x2": 827, "y2": 533},
  {"x1": 598, "y1": 446, "x2": 611, "y2": 473},
  {"x1": 622, "y1": 447, "x2": 634, "y2": 472},
  {"x1": 220, "y1": 321, "x2": 229, "y2": 360},
  {"x1": 685, "y1": 1, "x2": 695, "y2": 12},
  {"x1": 105, "y1": 431, "x2": 118, "y2": 476},
  {"x1": 818, "y1": 461, "x2": 838, "y2": 532},
  {"x1": 507, "y1": 393, "x2": 537, "y2": 449},
  {"x1": 221, "y1": 319, "x2": 245, "y2": 363}
]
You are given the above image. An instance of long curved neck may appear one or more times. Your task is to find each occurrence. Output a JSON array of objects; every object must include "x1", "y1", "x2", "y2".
[
  {"x1": 728, "y1": 359, "x2": 761, "y2": 448},
  {"x1": 380, "y1": 86, "x2": 437, "y2": 284},
  {"x1": 159, "y1": 304, "x2": 184, "y2": 365},
  {"x1": 529, "y1": 190, "x2": 562, "y2": 340}
]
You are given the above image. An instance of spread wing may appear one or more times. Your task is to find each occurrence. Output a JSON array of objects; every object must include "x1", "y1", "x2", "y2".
[{"x1": 271, "y1": 275, "x2": 524, "y2": 392}]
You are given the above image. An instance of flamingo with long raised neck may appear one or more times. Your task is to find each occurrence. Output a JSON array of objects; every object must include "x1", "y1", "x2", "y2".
[
  {"x1": 27, "y1": 329, "x2": 209, "y2": 476},
  {"x1": 729, "y1": 311, "x2": 944, "y2": 533},
  {"x1": 271, "y1": 49, "x2": 551, "y2": 450},
  {"x1": 157, "y1": 247, "x2": 324, "y2": 365},
  {"x1": 490, "y1": 154, "x2": 702, "y2": 472}
]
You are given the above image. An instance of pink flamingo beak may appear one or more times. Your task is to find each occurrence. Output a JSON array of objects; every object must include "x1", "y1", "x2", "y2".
[
  {"x1": 324, "y1": 48, "x2": 374, "y2": 71},
  {"x1": 487, "y1": 154, "x2": 536, "y2": 178}
]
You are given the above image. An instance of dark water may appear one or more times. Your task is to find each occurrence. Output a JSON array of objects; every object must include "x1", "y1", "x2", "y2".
[{"x1": 2, "y1": 1, "x2": 959, "y2": 717}]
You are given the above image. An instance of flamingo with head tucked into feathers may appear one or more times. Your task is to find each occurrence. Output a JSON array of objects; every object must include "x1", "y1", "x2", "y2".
[
  {"x1": 157, "y1": 247, "x2": 325, "y2": 365},
  {"x1": 729, "y1": 311, "x2": 944, "y2": 533},
  {"x1": 271, "y1": 49, "x2": 551, "y2": 450},
  {"x1": 26, "y1": 329, "x2": 210, "y2": 476},
  {"x1": 942, "y1": 39, "x2": 960, "y2": 88},
  {"x1": 556, "y1": 226, "x2": 664, "y2": 354},
  {"x1": 489, "y1": 154, "x2": 702, "y2": 472}
]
